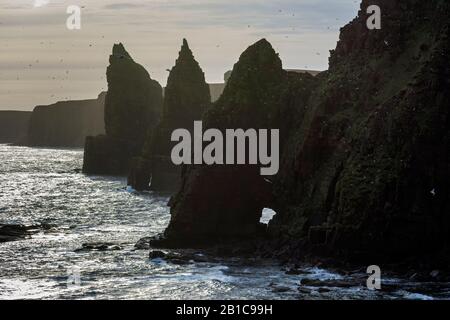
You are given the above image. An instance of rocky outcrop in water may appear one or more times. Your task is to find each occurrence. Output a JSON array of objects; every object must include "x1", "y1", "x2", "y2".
[
  {"x1": 152, "y1": 1, "x2": 450, "y2": 263},
  {"x1": 152, "y1": 39, "x2": 318, "y2": 247},
  {"x1": 128, "y1": 39, "x2": 210, "y2": 191},
  {"x1": 26, "y1": 93, "x2": 105, "y2": 148},
  {"x1": 0, "y1": 111, "x2": 31, "y2": 144},
  {"x1": 83, "y1": 44, "x2": 163, "y2": 175},
  {"x1": 0, "y1": 224, "x2": 56, "y2": 243}
]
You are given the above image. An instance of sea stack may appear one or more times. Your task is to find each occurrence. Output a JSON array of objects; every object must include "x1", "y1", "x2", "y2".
[
  {"x1": 152, "y1": 0, "x2": 450, "y2": 263},
  {"x1": 128, "y1": 39, "x2": 210, "y2": 191},
  {"x1": 83, "y1": 43, "x2": 163, "y2": 175},
  {"x1": 151, "y1": 39, "x2": 318, "y2": 247}
]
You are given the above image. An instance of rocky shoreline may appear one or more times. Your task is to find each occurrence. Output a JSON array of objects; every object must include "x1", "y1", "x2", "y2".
[
  {"x1": 138, "y1": 0, "x2": 450, "y2": 268},
  {"x1": 0, "y1": 223, "x2": 57, "y2": 243},
  {"x1": 131, "y1": 235, "x2": 450, "y2": 298},
  {"x1": 76, "y1": 0, "x2": 450, "y2": 279}
]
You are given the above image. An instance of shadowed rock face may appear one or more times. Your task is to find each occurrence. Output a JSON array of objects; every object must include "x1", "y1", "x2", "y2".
[
  {"x1": 128, "y1": 39, "x2": 210, "y2": 192},
  {"x1": 269, "y1": 0, "x2": 450, "y2": 262},
  {"x1": 83, "y1": 44, "x2": 163, "y2": 175},
  {"x1": 153, "y1": 39, "x2": 319, "y2": 247},
  {"x1": 26, "y1": 93, "x2": 105, "y2": 148},
  {"x1": 104, "y1": 43, "x2": 163, "y2": 145},
  {"x1": 153, "y1": 1, "x2": 450, "y2": 262},
  {"x1": 0, "y1": 111, "x2": 31, "y2": 144},
  {"x1": 161, "y1": 39, "x2": 211, "y2": 132}
]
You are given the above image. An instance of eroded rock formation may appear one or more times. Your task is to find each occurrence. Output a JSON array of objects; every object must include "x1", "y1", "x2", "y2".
[
  {"x1": 152, "y1": 39, "x2": 318, "y2": 247},
  {"x1": 83, "y1": 43, "x2": 163, "y2": 175},
  {"x1": 128, "y1": 39, "x2": 210, "y2": 191},
  {"x1": 152, "y1": 1, "x2": 450, "y2": 263}
]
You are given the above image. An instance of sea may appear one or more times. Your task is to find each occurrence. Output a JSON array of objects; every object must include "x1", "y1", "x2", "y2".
[{"x1": 0, "y1": 144, "x2": 447, "y2": 300}]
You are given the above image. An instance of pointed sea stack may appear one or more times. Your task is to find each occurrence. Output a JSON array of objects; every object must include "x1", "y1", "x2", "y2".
[
  {"x1": 151, "y1": 39, "x2": 318, "y2": 247},
  {"x1": 152, "y1": 0, "x2": 450, "y2": 265},
  {"x1": 128, "y1": 39, "x2": 210, "y2": 191},
  {"x1": 83, "y1": 43, "x2": 163, "y2": 175}
]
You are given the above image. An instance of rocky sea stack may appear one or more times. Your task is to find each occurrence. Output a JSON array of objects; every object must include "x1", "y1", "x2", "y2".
[
  {"x1": 128, "y1": 39, "x2": 211, "y2": 191},
  {"x1": 152, "y1": 39, "x2": 318, "y2": 247},
  {"x1": 83, "y1": 43, "x2": 163, "y2": 175},
  {"x1": 152, "y1": 0, "x2": 450, "y2": 264}
]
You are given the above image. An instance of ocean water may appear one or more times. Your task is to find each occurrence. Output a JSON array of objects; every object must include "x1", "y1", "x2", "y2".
[{"x1": 0, "y1": 144, "x2": 448, "y2": 300}]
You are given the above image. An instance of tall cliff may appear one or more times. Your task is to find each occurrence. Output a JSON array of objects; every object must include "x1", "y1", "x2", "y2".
[
  {"x1": 269, "y1": 0, "x2": 450, "y2": 262},
  {"x1": 128, "y1": 39, "x2": 210, "y2": 191},
  {"x1": 0, "y1": 111, "x2": 31, "y2": 144},
  {"x1": 153, "y1": 39, "x2": 318, "y2": 246},
  {"x1": 152, "y1": 1, "x2": 450, "y2": 263},
  {"x1": 83, "y1": 43, "x2": 163, "y2": 175},
  {"x1": 26, "y1": 93, "x2": 105, "y2": 148}
]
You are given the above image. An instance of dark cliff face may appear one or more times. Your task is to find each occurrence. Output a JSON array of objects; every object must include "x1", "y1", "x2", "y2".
[
  {"x1": 153, "y1": 1, "x2": 450, "y2": 262},
  {"x1": 155, "y1": 39, "x2": 318, "y2": 247},
  {"x1": 269, "y1": 0, "x2": 450, "y2": 261},
  {"x1": 129, "y1": 39, "x2": 210, "y2": 192},
  {"x1": 0, "y1": 111, "x2": 31, "y2": 144},
  {"x1": 104, "y1": 43, "x2": 163, "y2": 145},
  {"x1": 160, "y1": 39, "x2": 210, "y2": 132},
  {"x1": 83, "y1": 44, "x2": 163, "y2": 175},
  {"x1": 26, "y1": 93, "x2": 105, "y2": 148}
]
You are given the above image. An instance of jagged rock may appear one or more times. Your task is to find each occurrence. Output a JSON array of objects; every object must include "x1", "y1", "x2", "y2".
[
  {"x1": 104, "y1": 44, "x2": 163, "y2": 144},
  {"x1": 269, "y1": 0, "x2": 450, "y2": 261},
  {"x1": 0, "y1": 224, "x2": 35, "y2": 243},
  {"x1": 83, "y1": 135, "x2": 137, "y2": 175},
  {"x1": 150, "y1": 1, "x2": 450, "y2": 264},
  {"x1": 0, "y1": 224, "x2": 56, "y2": 243},
  {"x1": 74, "y1": 242, "x2": 123, "y2": 252},
  {"x1": 159, "y1": 39, "x2": 210, "y2": 133},
  {"x1": 127, "y1": 157, "x2": 153, "y2": 191},
  {"x1": 25, "y1": 93, "x2": 105, "y2": 148},
  {"x1": 300, "y1": 278, "x2": 361, "y2": 288},
  {"x1": 149, "y1": 250, "x2": 166, "y2": 259},
  {"x1": 0, "y1": 111, "x2": 31, "y2": 144},
  {"x1": 271, "y1": 285, "x2": 292, "y2": 293},
  {"x1": 134, "y1": 237, "x2": 152, "y2": 250},
  {"x1": 83, "y1": 43, "x2": 163, "y2": 176},
  {"x1": 152, "y1": 39, "x2": 319, "y2": 248},
  {"x1": 128, "y1": 39, "x2": 211, "y2": 192},
  {"x1": 285, "y1": 268, "x2": 311, "y2": 276}
]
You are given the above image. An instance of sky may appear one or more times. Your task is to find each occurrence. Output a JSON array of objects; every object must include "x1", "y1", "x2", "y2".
[{"x1": 0, "y1": 0, "x2": 361, "y2": 111}]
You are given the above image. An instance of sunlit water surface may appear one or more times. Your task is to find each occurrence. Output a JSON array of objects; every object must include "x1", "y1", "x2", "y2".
[{"x1": 0, "y1": 145, "x2": 448, "y2": 300}]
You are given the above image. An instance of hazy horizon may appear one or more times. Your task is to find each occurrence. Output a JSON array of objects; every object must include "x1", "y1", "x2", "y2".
[{"x1": 0, "y1": 0, "x2": 360, "y2": 111}]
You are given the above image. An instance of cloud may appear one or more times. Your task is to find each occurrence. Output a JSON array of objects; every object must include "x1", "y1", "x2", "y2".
[
  {"x1": 103, "y1": 2, "x2": 152, "y2": 10},
  {"x1": 33, "y1": 0, "x2": 49, "y2": 8},
  {"x1": 0, "y1": 0, "x2": 361, "y2": 110}
]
